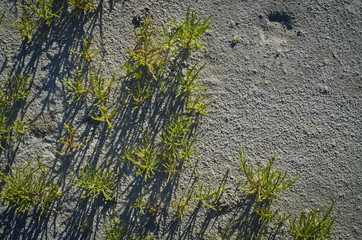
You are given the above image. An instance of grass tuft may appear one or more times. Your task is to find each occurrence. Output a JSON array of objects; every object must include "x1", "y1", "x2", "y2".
[
  {"x1": 162, "y1": 115, "x2": 196, "y2": 181},
  {"x1": 17, "y1": 0, "x2": 62, "y2": 26},
  {"x1": 55, "y1": 120, "x2": 88, "y2": 156},
  {"x1": 70, "y1": 165, "x2": 115, "y2": 201},
  {"x1": 70, "y1": 36, "x2": 103, "y2": 62},
  {"x1": 11, "y1": 12, "x2": 36, "y2": 43},
  {"x1": 0, "y1": 158, "x2": 62, "y2": 217},
  {"x1": 238, "y1": 146, "x2": 303, "y2": 202},
  {"x1": 62, "y1": 70, "x2": 89, "y2": 102},
  {"x1": 67, "y1": 0, "x2": 96, "y2": 16},
  {"x1": 120, "y1": 130, "x2": 160, "y2": 181},
  {"x1": 290, "y1": 198, "x2": 338, "y2": 240},
  {"x1": 170, "y1": 7, "x2": 212, "y2": 52}
]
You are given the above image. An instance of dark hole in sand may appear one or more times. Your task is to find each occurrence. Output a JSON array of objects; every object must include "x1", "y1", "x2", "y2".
[{"x1": 267, "y1": 11, "x2": 294, "y2": 30}]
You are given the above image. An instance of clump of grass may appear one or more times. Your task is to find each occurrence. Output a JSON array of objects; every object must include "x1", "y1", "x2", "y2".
[
  {"x1": 193, "y1": 182, "x2": 218, "y2": 211},
  {"x1": 70, "y1": 165, "x2": 115, "y2": 201},
  {"x1": 102, "y1": 208, "x2": 155, "y2": 240},
  {"x1": 158, "y1": 21, "x2": 180, "y2": 56},
  {"x1": 161, "y1": 115, "x2": 196, "y2": 181},
  {"x1": 172, "y1": 185, "x2": 196, "y2": 220},
  {"x1": 62, "y1": 70, "x2": 89, "y2": 102},
  {"x1": 0, "y1": 158, "x2": 62, "y2": 216},
  {"x1": 91, "y1": 103, "x2": 117, "y2": 132},
  {"x1": 0, "y1": 72, "x2": 31, "y2": 107},
  {"x1": 238, "y1": 146, "x2": 303, "y2": 202},
  {"x1": 67, "y1": 0, "x2": 96, "y2": 16},
  {"x1": 0, "y1": 73, "x2": 32, "y2": 149},
  {"x1": 0, "y1": 114, "x2": 28, "y2": 150},
  {"x1": 121, "y1": 8, "x2": 212, "y2": 117},
  {"x1": 290, "y1": 198, "x2": 338, "y2": 240},
  {"x1": 120, "y1": 115, "x2": 197, "y2": 182},
  {"x1": 173, "y1": 175, "x2": 230, "y2": 220},
  {"x1": 84, "y1": 64, "x2": 117, "y2": 131},
  {"x1": 125, "y1": 17, "x2": 166, "y2": 81},
  {"x1": 126, "y1": 83, "x2": 152, "y2": 111},
  {"x1": 255, "y1": 204, "x2": 289, "y2": 225},
  {"x1": 4, "y1": 72, "x2": 32, "y2": 101},
  {"x1": 253, "y1": 203, "x2": 290, "y2": 238},
  {"x1": 17, "y1": 0, "x2": 62, "y2": 26},
  {"x1": 89, "y1": 67, "x2": 115, "y2": 106},
  {"x1": 11, "y1": 12, "x2": 36, "y2": 43},
  {"x1": 170, "y1": 7, "x2": 212, "y2": 52},
  {"x1": 70, "y1": 36, "x2": 103, "y2": 62},
  {"x1": 55, "y1": 120, "x2": 88, "y2": 156},
  {"x1": 120, "y1": 130, "x2": 160, "y2": 181},
  {"x1": 185, "y1": 92, "x2": 211, "y2": 116},
  {"x1": 176, "y1": 61, "x2": 207, "y2": 100},
  {"x1": 131, "y1": 193, "x2": 150, "y2": 215},
  {"x1": 176, "y1": 61, "x2": 212, "y2": 116}
]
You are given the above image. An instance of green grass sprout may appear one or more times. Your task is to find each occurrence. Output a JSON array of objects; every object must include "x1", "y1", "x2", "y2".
[
  {"x1": 70, "y1": 165, "x2": 115, "y2": 201},
  {"x1": 120, "y1": 130, "x2": 160, "y2": 181},
  {"x1": 67, "y1": 0, "x2": 96, "y2": 16},
  {"x1": 170, "y1": 7, "x2": 212, "y2": 52},
  {"x1": 290, "y1": 198, "x2": 338, "y2": 240},
  {"x1": 62, "y1": 70, "x2": 89, "y2": 102},
  {"x1": 70, "y1": 36, "x2": 103, "y2": 62},
  {"x1": 172, "y1": 185, "x2": 196, "y2": 220},
  {"x1": 17, "y1": 0, "x2": 62, "y2": 26},
  {"x1": 0, "y1": 158, "x2": 62, "y2": 217},
  {"x1": 162, "y1": 115, "x2": 196, "y2": 181},
  {"x1": 126, "y1": 83, "x2": 152, "y2": 111},
  {"x1": 91, "y1": 104, "x2": 117, "y2": 132},
  {"x1": 11, "y1": 13, "x2": 36, "y2": 43},
  {"x1": 5, "y1": 72, "x2": 32, "y2": 101},
  {"x1": 192, "y1": 182, "x2": 217, "y2": 211},
  {"x1": 238, "y1": 146, "x2": 303, "y2": 202},
  {"x1": 126, "y1": 17, "x2": 166, "y2": 81},
  {"x1": 88, "y1": 64, "x2": 115, "y2": 106},
  {"x1": 131, "y1": 193, "x2": 150, "y2": 215},
  {"x1": 177, "y1": 61, "x2": 206, "y2": 99},
  {"x1": 55, "y1": 120, "x2": 88, "y2": 156}
]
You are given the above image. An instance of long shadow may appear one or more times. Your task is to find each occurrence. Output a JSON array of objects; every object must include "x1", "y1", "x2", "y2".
[
  {"x1": 0, "y1": 2, "x2": 227, "y2": 239},
  {"x1": 0, "y1": 1, "x2": 110, "y2": 239}
]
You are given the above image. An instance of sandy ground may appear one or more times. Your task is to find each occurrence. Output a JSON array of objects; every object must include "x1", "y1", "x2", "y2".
[{"x1": 0, "y1": 0, "x2": 361, "y2": 239}]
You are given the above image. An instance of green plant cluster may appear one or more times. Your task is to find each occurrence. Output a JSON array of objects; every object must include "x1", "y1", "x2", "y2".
[
  {"x1": 17, "y1": 0, "x2": 61, "y2": 26},
  {"x1": 172, "y1": 168, "x2": 229, "y2": 220},
  {"x1": 210, "y1": 148, "x2": 338, "y2": 240},
  {"x1": 55, "y1": 120, "x2": 88, "y2": 156},
  {"x1": 122, "y1": 9, "x2": 212, "y2": 112},
  {"x1": 290, "y1": 198, "x2": 338, "y2": 240},
  {"x1": 238, "y1": 146, "x2": 303, "y2": 202},
  {"x1": 102, "y1": 208, "x2": 155, "y2": 240},
  {"x1": 120, "y1": 9, "x2": 212, "y2": 183},
  {"x1": 12, "y1": 0, "x2": 96, "y2": 44},
  {"x1": 0, "y1": 73, "x2": 32, "y2": 150},
  {"x1": 0, "y1": 158, "x2": 62, "y2": 217},
  {"x1": 70, "y1": 165, "x2": 115, "y2": 201},
  {"x1": 67, "y1": 0, "x2": 96, "y2": 16},
  {"x1": 13, "y1": 0, "x2": 62, "y2": 43},
  {"x1": 64, "y1": 38, "x2": 117, "y2": 131}
]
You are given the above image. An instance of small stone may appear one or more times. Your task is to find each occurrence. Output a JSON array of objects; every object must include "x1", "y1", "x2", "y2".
[{"x1": 318, "y1": 85, "x2": 329, "y2": 94}]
